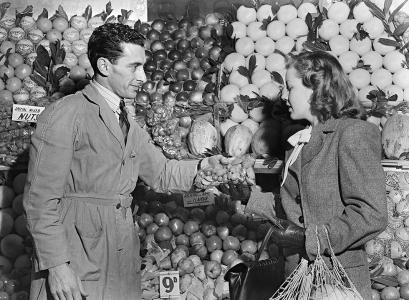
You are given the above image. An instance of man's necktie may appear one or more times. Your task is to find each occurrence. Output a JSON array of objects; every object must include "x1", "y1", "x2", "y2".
[{"x1": 119, "y1": 100, "x2": 130, "y2": 144}]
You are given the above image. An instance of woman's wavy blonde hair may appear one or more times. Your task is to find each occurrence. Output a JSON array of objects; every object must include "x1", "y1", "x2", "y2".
[{"x1": 286, "y1": 51, "x2": 366, "y2": 122}]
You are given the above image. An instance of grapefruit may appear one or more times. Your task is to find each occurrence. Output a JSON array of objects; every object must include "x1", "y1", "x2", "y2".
[
  {"x1": 362, "y1": 51, "x2": 383, "y2": 72},
  {"x1": 246, "y1": 53, "x2": 266, "y2": 72},
  {"x1": 220, "y1": 84, "x2": 240, "y2": 103},
  {"x1": 275, "y1": 36, "x2": 295, "y2": 54},
  {"x1": 0, "y1": 234, "x2": 25, "y2": 259},
  {"x1": 247, "y1": 22, "x2": 266, "y2": 41},
  {"x1": 266, "y1": 53, "x2": 286, "y2": 72},
  {"x1": 328, "y1": 2, "x2": 350, "y2": 24},
  {"x1": 349, "y1": 69, "x2": 371, "y2": 89}
]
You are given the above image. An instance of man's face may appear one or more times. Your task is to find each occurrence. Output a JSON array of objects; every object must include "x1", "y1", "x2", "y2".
[{"x1": 106, "y1": 43, "x2": 147, "y2": 99}]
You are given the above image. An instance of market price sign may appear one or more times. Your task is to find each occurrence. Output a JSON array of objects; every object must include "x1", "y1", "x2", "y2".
[
  {"x1": 12, "y1": 104, "x2": 45, "y2": 123},
  {"x1": 183, "y1": 191, "x2": 215, "y2": 207},
  {"x1": 159, "y1": 271, "x2": 180, "y2": 298}
]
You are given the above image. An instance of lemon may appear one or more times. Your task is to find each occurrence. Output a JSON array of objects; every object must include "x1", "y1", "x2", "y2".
[
  {"x1": 329, "y1": 35, "x2": 349, "y2": 56},
  {"x1": 241, "y1": 118, "x2": 259, "y2": 134},
  {"x1": 237, "y1": 6, "x2": 257, "y2": 25},
  {"x1": 353, "y1": 2, "x2": 373, "y2": 23},
  {"x1": 277, "y1": 5, "x2": 298, "y2": 24},
  {"x1": 363, "y1": 17, "x2": 384, "y2": 39},
  {"x1": 235, "y1": 37, "x2": 255, "y2": 57},
  {"x1": 254, "y1": 37, "x2": 275, "y2": 56},
  {"x1": 371, "y1": 68, "x2": 393, "y2": 89},
  {"x1": 220, "y1": 84, "x2": 240, "y2": 103},
  {"x1": 358, "y1": 85, "x2": 376, "y2": 108},
  {"x1": 295, "y1": 36, "x2": 308, "y2": 53},
  {"x1": 230, "y1": 103, "x2": 249, "y2": 123},
  {"x1": 297, "y1": 3, "x2": 317, "y2": 20},
  {"x1": 267, "y1": 20, "x2": 286, "y2": 41},
  {"x1": 275, "y1": 36, "x2": 295, "y2": 54},
  {"x1": 373, "y1": 34, "x2": 397, "y2": 55},
  {"x1": 318, "y1": 19, "x2": 339, "y2": 41},
  {"x1": 240, "y1": 84, "x2": 259, "y2": 98},
  {"x1": 266, "y1": 53, "x2": 286, "y2": 72},
  {"x1": 384, "y1": 84, "x2": 404, "y2": 104},
  {"x1": 251, "y1": 70, "x2": 272, "y2": 88},
  {"x1": 362, "y1": 51, "x2": 383, "y2": 73},
  {"x1": 224, "y1": 53, "x2": 246, "y2": 72},
  {"x1": 259, "y1": 81, "x2": 281, "y2": 100},
  {"x1": 229, "y1": 70, "x2": 250, "y2": 88},
  {"x1": 350, "y1": 37, "x2": 372, "y2": 56},
  {"x1": 349, "y1": 69, "x2": 371, "y2": 89},
  {"x1": 247, "y1": 22, "x2": 267, "y2": 41},
  {"x1": 246, "y1": 53, "x2": 266, "y2": 72},
  {"x1": 328, "y1": 2, "x2": 350, "y2": 24},
  {"x1": 249, "y1": 106, "x2": 265, "y2": 122},
  {"x1": 220, "y1": 119, "x2": 238, "y2": 136},
  {"x1": 230, "y1": 21, "x2": 247, "y2": 39},
  {"x1": 393, "y1": 68, "x2": 409, "y2": 89},
  {"x1": 286, "y1": 18, "x2": 308, "y2": 40},
  {"x1": 339, "y1": 19, "x2": 358, "y2": 40},
  {"x1": 257, "y1": 4, "x2": 274, "y2": 22},
  {"x1": 383, "y1": 50, "x2": 406, "y2": 73},
  {"x1": 338, "y1": 51, "x2": 360, "y2": 74}
]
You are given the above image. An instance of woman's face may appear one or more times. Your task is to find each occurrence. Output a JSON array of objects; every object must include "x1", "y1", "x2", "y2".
[{"x1": 284, "y1": 67, "x2": 318, "y2": 125}]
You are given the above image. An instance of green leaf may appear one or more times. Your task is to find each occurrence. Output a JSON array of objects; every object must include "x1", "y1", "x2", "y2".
[
  {"x1": 393, "y1": 258, "x2": 407, "y2": 269},
  {"x1": 15, "y1": 5, "x2": 33, "y2": 25},
  {"x1": 57, "y1": 5, "x2": 68, "y2": 20},
  {"x1": 384, "y1": 0, "x2": 393, "y2": 15},
  {"x1": 126, "y1": 10, "x2": 133, "y2": 19},
  {"x1": 389, "y1": 0, "x2": 409, "y2": 23},
  {"x1": 0, "y1": 2, "x2": 10, "y2": 21},
  {"x1": 302, "y1": 40, "x2": 330, "y2": 52},
  {"x1": 388, "y1": 94, "x2": 398, "y2": 102},
  {"x1": 371, "y1": 275, "x2": 399, "y2": 287},
  {"x1": 35, "y1": 45, "x2": 51, "y2": 68},
  {"x1": 54, "y1": 66, "x2": 70, "y2": 82},
  {"x1": 248, "y1": 55, "x2": 257, "y2": 77},
  {"x1": 260, "y1": 16, "x2": 272, "y2": 31},
  {"x1": 363, "y1": 0, "x2": 385, "y2": 21},
  {"x1": 292, "y1": 0, "x2": 303, "y2": 8},
  {"x1": 105, "y1": 15, "x2": 116, "y2": 23},
  {"x1": 33, "y1": 60, "x2": 48, "y2": 78},
  {"x1": 271, "y1": 71, "x2": 284, "y2": 85},
  {"x1": 30, "y1": 73, "x2": 47, "y2": 88},
  {"x1": 106, "y1": 2, "x2": 113, "y2": 16},
  {"x1": 49, "y1": 42, "x2": 57, "y2": 65},
  {"x1": 378, "y1": 38, "x2": 399, "y2": 48},
  {"x1": 37, "y1": 8, "x2": 48, "y2": 19},
  {"x1": 394, "y1": 22, "x2": 409, "y2": 37},
  {"x1": 237, "y1": 66, "x2": 251, "y2": 81},
  {"x1": 83, "y1": 5, "x2": 92, "y2": 20},
  {"x1": 354, "y1": 23, "x2": 370, "y2": 40}
]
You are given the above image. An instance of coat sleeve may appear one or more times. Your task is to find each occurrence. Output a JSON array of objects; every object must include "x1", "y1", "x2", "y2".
[
  {"x1": 135, "y1": 126, "x2": 199, "y2": 193},
  {"x1": 305, "y1": 122, "x2": 388, "y2": 259},
  {"x1": 23, "y1": 99, "x2": 79, "y2": 271}
]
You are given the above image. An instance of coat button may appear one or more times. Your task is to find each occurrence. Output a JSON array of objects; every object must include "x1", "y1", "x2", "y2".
[
  {"x1": 298, "y1": 216, "x2": 304, "y2": 224},
  {"x1": 295, "y1": 195, "x2": 301, "y2": 204}
]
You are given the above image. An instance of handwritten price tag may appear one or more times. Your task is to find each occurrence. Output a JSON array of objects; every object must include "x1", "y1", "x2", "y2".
[
  {"x1": 12, "y1": 104, "x2": 45, "y2": 123},
  {"x1": 159, "y1": 271, "x2": 180, "y2": 298},
  {"x1": 183, "y1": 192, "x2": 214, "y2": 207}
]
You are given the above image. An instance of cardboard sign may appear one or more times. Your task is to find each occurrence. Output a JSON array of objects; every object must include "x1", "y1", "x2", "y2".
[
  {"x1": 159, "y1": 271, "x2": 180, "y2": 298},
  {"x1": 12, "y1": 104, "x2": 45, "y2": 123},
  {"x1": 183, "y1": 192, "x2": 215, "y2": 207}
]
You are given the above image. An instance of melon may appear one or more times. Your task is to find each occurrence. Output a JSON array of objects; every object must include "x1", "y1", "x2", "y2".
[
  {"x1": 251, "y1": 119, "x2": 282, "y2": 158},
  {"x1": 224, "y1": 125, "x2": 253, "y2": 157},
  {"x1": 188, "y1": 120, "x2": 218, "y2": 156},
  {"x1": 0, "y1": 186, "x2": 15, "y2": 208},
  {"x1": 382, "y1": 114, "x2": 409, "y2": 159}
]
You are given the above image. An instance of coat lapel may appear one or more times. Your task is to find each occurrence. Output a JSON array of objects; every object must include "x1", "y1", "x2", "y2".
[
  {"x1": 82, "y1": 84, "x2": 125, "y2": 149},
  {"x1": 301, "y1": 119, "x2": 337, "y2": 167}
]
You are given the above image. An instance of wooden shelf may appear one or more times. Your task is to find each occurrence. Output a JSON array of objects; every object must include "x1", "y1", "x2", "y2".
[{"x1": 381, "y1": 159, "x2": 409, "y2": 170}]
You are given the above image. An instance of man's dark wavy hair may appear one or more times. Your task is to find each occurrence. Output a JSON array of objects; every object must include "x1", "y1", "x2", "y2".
[
  {"x1": 286, "y1": 51, "x2": 366, "y2": 122},
  {"x1": 88, "y1": 23, "x2": 145, "y2": 76}
]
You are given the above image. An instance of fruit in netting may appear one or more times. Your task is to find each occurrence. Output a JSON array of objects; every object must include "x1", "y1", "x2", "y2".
[
  {"x1": 187, "y1": 120, "x2": 217, "y2": 156},
  {"x1": 72, "y1": 40, "x2": 88, "y2": 56},
  {"x1": 27, "y1": 29, "x2": 43, "y2": 45},
  {"x1": 312, "y1": 284, "x2": 362, "y2": 300},
  {"x1": 13, "y1": 88, "x2": 30, "y2": 103},
  {"x1": 80, "y1": 28, "x2": 93, "y2": 43},
  {"x1": 8, "y1": 27, "x2": 25, "y2": 43},
  {"x1": 224, "y1": 125, "x2": 252, "y2": 157},
  {"x1": 382, "y1": 114, "x2": 409, "y2": 159},
  {"x1": 63, "y1": 28, "x2": 80, "y2": 42},
  {"x1": 251, "y1": 119, "x2": 282, "y2": 158}
]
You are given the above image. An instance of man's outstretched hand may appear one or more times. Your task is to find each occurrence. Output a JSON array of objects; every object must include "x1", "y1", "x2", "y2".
[
  {"x1": 48, "y1": 263, "x2": 88, "y2": 300},
  {"x1": 269, "y1": 218, "x2": 306, "y2": 249}
]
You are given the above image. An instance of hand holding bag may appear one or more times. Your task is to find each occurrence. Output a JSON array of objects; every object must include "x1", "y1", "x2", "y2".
[{"x1": 224, "y1": 224, "x2": 284, "y2": 300}]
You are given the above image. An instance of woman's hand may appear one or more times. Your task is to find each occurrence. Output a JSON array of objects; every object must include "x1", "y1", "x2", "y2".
[{"x1": 48, "y1": 263, "x2": 88, "y2": 300}]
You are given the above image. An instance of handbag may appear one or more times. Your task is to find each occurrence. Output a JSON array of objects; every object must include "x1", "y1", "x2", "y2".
[{"x1": 224, "y1": 224, "x2": 284, "y2": 300}]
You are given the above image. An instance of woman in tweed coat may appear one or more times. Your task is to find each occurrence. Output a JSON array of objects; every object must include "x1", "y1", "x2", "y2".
[{"x1": 247, "y1": 51, "x2": 387, "y2": 299}]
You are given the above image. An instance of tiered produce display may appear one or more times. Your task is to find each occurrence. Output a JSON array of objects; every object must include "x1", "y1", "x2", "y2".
[{"x1": 1, "y1": 0, "x2": 409, "y2": 299}]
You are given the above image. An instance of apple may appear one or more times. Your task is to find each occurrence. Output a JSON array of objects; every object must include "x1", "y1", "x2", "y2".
[
  {"x1": 172, "y1": 29, "x2": 186, "y2": 40},
  {"x1": 142, "y1": 81, "x2": 156, "y2": 93},
  {"x1": 188, "y1": 57, "x2": 201, "y2": 69},
  {"x1": 149, "y1": 92, "x2": 163, "y2": 104},
  {"x1": 159, "y1": 59, "x2": 172, "y2": 72},
  {"x1": 154, "y1": 226, "x2": 172, "y2": 242},
  {"x1": 177, "y1": 39, "x2": 191, "y2": 51},
  {"x1": 144, "y1": 61, "x2": 157, "y2": 73},
  {"x1": 165, "y1": 20, "x2": 178, "y2": 32},
  {"x1": 241, "y1": 240, "x2": 258, "y2": 254},
  {"x1": 191, "y1": 68, "x2": 204, "y2": 80},
  {"x1": 190, "y1": 232, "x2": 206, "y2": 246},
  {"x1": 205, "y1": 205, "x2": 217, "y2": 219},
  {"x1": 190, "y1": 207, "x2": 206, "y2": 223},
  {"x1": 159, "y1": 30, "x2": 172, "y2": 41},
  {"x1": 163, "y1": 39, "x2": 176, "y2": 50},
  {"x1": 216, "y1": 211, "x2": 230, "y2": 225},
  {"x1": 139, "y1": 23, "x2": 151, "y2": 35},
  {"x1": 138, "y1": 213, "x2": 153, "y2": 228},
  {"x1": 169, "y1": 218, "x2": 184, "y2": 235},
  {"x1": 232, "y1": 224, "x2": 248, "y2": 241},
  {"x1": 175, "y1": 69, "x2": 190, "y2": 81},
  {"x1": 153, "y1": 49, "x2": 167, "y2": 62},
  {"x1": 151, "y1": 70, "x2": 164, "y2": 81},
  {"x1": 190, "y1": 37, "x2": 204, "y2": 49},
  {"x1": 184, "y1": 220, "x2": 200, "y2": 236},
  {"x1": 210, "y1": 249, "x2": 223, "y2": 264},
  {"x1": 150, "y1": 40, "x2": 165, "y2": 52},
  {"x1": 191, "y1": 244, "x2": 208, "y2": 259},
  {"x1": 146, "y1": 223, "x2": 159, "y2": 235},
  {"x1": 183, "y1": 80, "x2": 197, "y2": 92},
  {"x1": 168, "y1": 49, "x2": 182, "y2": 61},
  {"x1": 209, "y1": 46, "x2": 222, "y2": 62},
  {"x1": 154, "y1": 213, "x2": 169, "y2": 226},
  {"x1": 222, "y1": 250, "x2": 238, "y2": 266},
  {"x1": 201, "y1": 223, "x2": 217, "y2": 237},
  {"x1": 178, "y1": 258, "x2": 195, "y2": 275},
  {"x1": 178, "y1": 18, "x2": 191, "y2": 30},
  {"x1": 175, "y1": 234, "x2": 190, "y2": 247},
  {"x1": 206, "y1": 236, "x2": 223, "y2": 252},
  {"x1": 179, "y1": 116, "x2": 192, "y2": 128},
  {"x1": 223, "y1": 236, "x2": 240, "y2": 251},
  {"x1": 158, "y1": 240, "x2": 173, "y2": 252},
  {"x1": 151, "y1": 19, "x2": 165, "y2": 32},
  {"x1": 217, "y1": 226, "x2": 229, "y2": 240},
  {"x1": 195, "y1": 47, "x2": 208, "y2": 58},
  {"x1": 147, "y1": 29, "x2": 160, "y2": 41},
  {"x1": 176, "y1": 91, "x2": 190, "y2": 103},
  {"x1": 247, "y1": 230, "x2": 257, "y2": 241},
  {"x1": 200, "y1": 58, "x2": 212, "y2": 70},
  {"x1": 199, "y1": 25, "x2": 212, "y2": 40},
  {"x1": 182, "y1": 49, "x2": 195, "y2": 61}
]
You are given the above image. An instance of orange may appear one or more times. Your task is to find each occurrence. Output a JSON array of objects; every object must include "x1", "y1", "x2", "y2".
[
  {"x1": 52, "y1": 17, "x2": 69, "y2": 32},
  {"x1": 36, "y1": 17, "x2": 52, "y2": 33},
  {"x1": 6, "y1": 77, "x2": 22, "y2": 93}
]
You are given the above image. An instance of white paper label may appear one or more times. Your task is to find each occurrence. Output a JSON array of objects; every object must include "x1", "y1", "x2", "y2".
[
  {"x1": 183, "y1": 192, "x2": 214, "y2": 207},
  {"x1": 12, "y1": 104, "x2": 45, "y2": 123},
  {"x1": 159, "y1": 270, "x2": 180, "y2": 298}
]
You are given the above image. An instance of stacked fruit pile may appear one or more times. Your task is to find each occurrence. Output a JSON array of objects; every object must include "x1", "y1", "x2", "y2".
[
  {"x1": 136, "y1": 192, "x2": 274, "y2": 299},
  {"x1": 0, "y1": 174, "x2": 31, "y2": 299}
]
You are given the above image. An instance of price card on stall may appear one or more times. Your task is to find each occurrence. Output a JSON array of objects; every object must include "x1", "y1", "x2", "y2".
[
  {"x1": 183, "y1": 191, "x2": 215, "y2": 207},
  {"x1": 12, "y1": 104, "x2": 45, "y2": 123},
  {"x1": 159, "y1": 270, "x2": 180, "y2": 298}
]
